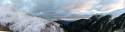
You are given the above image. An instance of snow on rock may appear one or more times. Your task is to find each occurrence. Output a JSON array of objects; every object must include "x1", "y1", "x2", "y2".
[{"x1": 0, "y1": 6, "x2": 64, "y2": 32}]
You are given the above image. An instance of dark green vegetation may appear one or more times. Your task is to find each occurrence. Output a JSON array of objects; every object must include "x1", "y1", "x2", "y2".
[{"x1": 55, "y1": 13, "x2": 125, "y2": 32}]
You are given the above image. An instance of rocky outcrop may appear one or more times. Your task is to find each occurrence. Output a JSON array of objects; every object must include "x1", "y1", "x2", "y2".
[
  {"x1": 43, "y1": 22, "x2": 64, "y2": 32},
  {"x1": 0, "y1": 25, "x2": 10, "y2": 31},
  {"x1": 56, "y1": 13, "x2": 125, "y2": 32}
]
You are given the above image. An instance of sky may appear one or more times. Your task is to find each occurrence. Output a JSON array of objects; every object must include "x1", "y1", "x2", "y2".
[
  {"x1": 0, "y1": 0, "x2": 124, "y2": 32},
  {"x1": 0, "y1": 0, "x2": 124, "y2": 20}
]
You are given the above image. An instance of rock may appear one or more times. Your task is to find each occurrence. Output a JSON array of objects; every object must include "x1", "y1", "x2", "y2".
[
  {"x1": 0, "y1": 25, "x2": 10, "y2": 31},
  {"x1": 56, "y1": 13, "x2": 125, "y2": 32},
  {"x1": 43, "y1": 22, "x2": 64, "y2": 32}
]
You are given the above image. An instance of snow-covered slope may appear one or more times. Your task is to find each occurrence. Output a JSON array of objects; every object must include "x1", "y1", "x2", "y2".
[{"x1": 0, "y1": 6, "x2": 63, "y2": 32}]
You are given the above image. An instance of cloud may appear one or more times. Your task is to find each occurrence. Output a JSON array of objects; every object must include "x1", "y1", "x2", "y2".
[{"x1": 0, "y1": 0, "x2": 124, "y2": 20}]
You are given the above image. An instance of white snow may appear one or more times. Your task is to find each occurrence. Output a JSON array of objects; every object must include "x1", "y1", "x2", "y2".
[{"x1": 0, "y1": 6, "x2": 53, "y2": 32}]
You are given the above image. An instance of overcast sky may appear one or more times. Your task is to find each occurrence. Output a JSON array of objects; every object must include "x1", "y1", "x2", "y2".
[{"x1": 0, "y1": 0, "x2": 125, "y2": 20}]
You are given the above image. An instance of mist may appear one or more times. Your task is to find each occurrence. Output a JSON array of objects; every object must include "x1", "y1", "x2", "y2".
[
  {"x1": 0, "y1": 0, "x2": 124, "y2": 20},
  {"x1": 0, "y1": 0, "x2": 124, "y2": 32}
]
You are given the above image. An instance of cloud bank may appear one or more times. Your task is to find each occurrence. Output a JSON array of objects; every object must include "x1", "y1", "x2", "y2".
[{"x1": 0, "y1": 0, "x2": 124, "y2": 20}]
